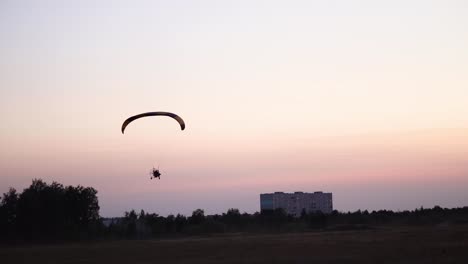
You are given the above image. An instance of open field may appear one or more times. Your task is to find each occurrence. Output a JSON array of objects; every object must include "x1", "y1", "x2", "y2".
[{"x1": 2, "y1": 224, "x2": 468, "y2": 264}]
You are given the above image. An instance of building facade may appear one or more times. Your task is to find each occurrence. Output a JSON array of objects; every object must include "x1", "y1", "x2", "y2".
[{"x1": 260, "y1": 191, "x2": 333, "y2": 216}]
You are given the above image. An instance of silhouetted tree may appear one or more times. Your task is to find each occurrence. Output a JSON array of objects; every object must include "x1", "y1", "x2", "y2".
[
  {"x1": 189, "y1": 209, "x2": 205, "y2": 225},
  {"x1": 123, "y1": 210, "x2": 138, "y2": 238},
  {"x1": 1, "y1": 188, "x2": 18, "y2": 225},
  {"x1": 307, "y1": 211, "x2": 327, "y2": 229},
  {"x1": 2, "y1": 179, "x2": 101, "y2": 241},
  {"x1": 0, "y1": 188, "x2": 19, "y2": 239},
  {"x1": 224, "y1": 208, "x2": 241, "y2": 227}
]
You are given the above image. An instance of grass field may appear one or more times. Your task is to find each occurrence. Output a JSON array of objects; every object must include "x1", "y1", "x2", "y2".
[{"x1": 2, "y1": 224, "x2": 467, "y2": 263}]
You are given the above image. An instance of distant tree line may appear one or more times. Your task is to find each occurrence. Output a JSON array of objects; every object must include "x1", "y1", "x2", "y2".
[
  {"x1": 106, "y1": 205, "x2": 468, "y2": 239},
  {"x1": 2, "y1": 179, "x2": 468, "y2": 242}
]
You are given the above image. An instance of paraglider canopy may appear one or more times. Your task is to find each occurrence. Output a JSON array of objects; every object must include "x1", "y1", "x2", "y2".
[
  {"x1": 151, "y1": 167, "x2": 161, "y2": 180},
  {"x1": 121, "y1": 111, "x2": 185, "y2": 134}
]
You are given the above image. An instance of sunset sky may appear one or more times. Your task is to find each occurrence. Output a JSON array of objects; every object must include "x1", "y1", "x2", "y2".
[{"x1": 1, "y1": 0, "x2": 467, "y2": 217}]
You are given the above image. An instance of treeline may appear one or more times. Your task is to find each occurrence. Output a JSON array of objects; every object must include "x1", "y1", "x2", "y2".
[
  {"x1": 106, "y1": 206, "x2": 468, "y2": 239},
  {"x1": 2, "y1": 179, "x2": 468, "y2": 242},
  {"x1": 0, "y1": 179, "x2": 101, "y2": 242}
]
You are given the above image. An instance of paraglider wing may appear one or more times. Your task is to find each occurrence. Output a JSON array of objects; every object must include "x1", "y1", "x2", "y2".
[{"x1": 121, "y1": 112, "x2": 185, "y2": 134}]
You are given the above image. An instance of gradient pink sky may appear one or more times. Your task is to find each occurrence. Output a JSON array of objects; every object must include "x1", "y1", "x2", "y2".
[{"x1": 1, "y1": 1, "x2": 468, "y2": 216}]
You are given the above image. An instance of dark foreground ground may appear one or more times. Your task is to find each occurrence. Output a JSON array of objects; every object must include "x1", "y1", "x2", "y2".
[{"x1": 2, "y1": 224, "x2": 468, "y2": 264}]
